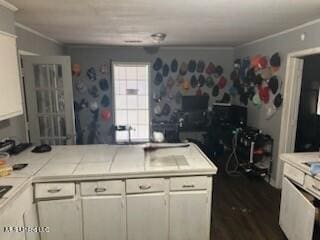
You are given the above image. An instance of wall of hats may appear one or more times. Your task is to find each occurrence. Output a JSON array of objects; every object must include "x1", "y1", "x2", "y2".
[
  {"x1": 71, "y1": 52, "x2": 232, "y2": 144},
  {"x1": 230, "y1": 53, "x2": 282, "y2": 119},
  {"x1": 72, "y1": 62, "x2": 113, "y2": 144},
  {"x1": 152, "y1": 57, "x2": 231, "y2": 121}
]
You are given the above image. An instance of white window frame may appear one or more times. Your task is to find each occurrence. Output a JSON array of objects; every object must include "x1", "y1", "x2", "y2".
[{"x1": 111, "y1": 61, "x2": 151, "y2": 143}]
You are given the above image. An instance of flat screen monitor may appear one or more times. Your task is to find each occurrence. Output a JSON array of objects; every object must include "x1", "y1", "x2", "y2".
[{"x1": 181, "y1": 96, "x2": 209, "y2": 112}]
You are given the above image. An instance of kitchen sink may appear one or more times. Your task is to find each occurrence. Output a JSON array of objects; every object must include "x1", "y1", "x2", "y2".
[{"x1": 149, "y1": 155, "x2": 189, "y2": 167}]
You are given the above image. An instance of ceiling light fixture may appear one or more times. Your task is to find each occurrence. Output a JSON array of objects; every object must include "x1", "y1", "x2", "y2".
[{"x1": 151, "y1": 33, "x2": 167, "y2": 43}]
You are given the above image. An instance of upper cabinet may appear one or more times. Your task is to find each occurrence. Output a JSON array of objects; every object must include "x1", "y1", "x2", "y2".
[{"x1": 0, "y1": 32, "x2": 23, "y2": 121}]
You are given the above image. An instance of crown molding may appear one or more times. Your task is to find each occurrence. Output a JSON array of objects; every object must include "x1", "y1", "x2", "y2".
[
  {"x1": 0, "y1": 0, "x2": 18, "y2": 12},
  {"x1": 67, "y1": 44, "x2": 234, "y2": 50},
  {"x1": 0, "y1": 30, "x2": 16, "y2": 38},
  {"x1": 237, "y1": 18, "x2": 320, "y2": 48},
  {"x1": 15, "y1": 22, "x2": 63, "y2": 46},
  {"x1": 161, "y1": 46, "x2": 234, "y2": 50}
]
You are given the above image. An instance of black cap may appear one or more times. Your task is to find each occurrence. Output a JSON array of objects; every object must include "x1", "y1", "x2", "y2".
[
  {"x1": 154, "y1": 72, "x2": 163, "y2": 86},
  {"x1": 270, "y1": 52, "x2": 281, "y2": 68},
  {"x1": 190, "y1": 75, "x2": 198, "y2": 88},
  {"x1": 161, "y1": 103, "x2": 171, "y2": 116},
  {"x1": 99, "y1": 78, "x2": 109, "y2": 91},
  {"x1": 153, "y1": 57, "x2": 163, "y2": 71},
  {"x1": 199, "y1": 74, "x2": 205, "y2": 87},
  {"x1": 171, "y1": 59, "x2": 178, "y2": 72},
  {"x1": 268, "y1": 76, "x2": 279, "y2": 94},
  {"x1": 162, "y1": 63, "x2": 169, "y2": 77},
  {"x1": 274, "y1": 93, "x2": 283, "y2": 108}
]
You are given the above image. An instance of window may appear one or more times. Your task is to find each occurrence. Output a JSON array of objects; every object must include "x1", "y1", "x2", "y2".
[{"x1": 113, "y1": 63, "x2": 150, "y2": 142}]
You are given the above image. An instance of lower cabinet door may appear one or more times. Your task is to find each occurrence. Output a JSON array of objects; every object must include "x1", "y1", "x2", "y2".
[
  {"x1": 23, "y1": 204, "x2": 40, "y2": 240},
  {"x1": 127, "y1": 193, "x2": 168, "y2": 240},
  {"x1": 37, "y1": 199, "x2": 82, "y2": 240},
  {"x1": 169, "y1": 191, "x2": 209, "y2": 240},
  {"x1": 82, "y1": 196, "x2": 126, "y2": 240},
  {"x1": 279, "y1": 177, "x2": 315, "y2": 240}
]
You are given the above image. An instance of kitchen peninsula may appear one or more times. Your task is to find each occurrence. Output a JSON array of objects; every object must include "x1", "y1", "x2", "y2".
[{"x1": 0, "y1": 143, "x2": 217, "y2": 240}]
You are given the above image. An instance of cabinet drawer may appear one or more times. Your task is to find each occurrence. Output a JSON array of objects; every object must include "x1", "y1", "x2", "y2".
[
  {"x1": 170, "y1": 176, "x2": 208, "y2": 191},
  {"x1": 80, "y1": 180, "x2": 124, "y2": 196},
  {"x1": 126, "y1": 178, "x2": 165, "y2": 194},
  {"x1": 35, "y1": 183, "x2": 75, "y2": 200},
  {"x1": 283, "y1": 163, "x2": 305, "y2": 185},
  {"x1": 304, "y1": 175, "x2": 320, "y2": 199}
]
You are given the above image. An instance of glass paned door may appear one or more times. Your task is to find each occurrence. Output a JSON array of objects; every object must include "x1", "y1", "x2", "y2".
[{"x1": 23, "y1": 56, "x2": 75, "y2": 145}]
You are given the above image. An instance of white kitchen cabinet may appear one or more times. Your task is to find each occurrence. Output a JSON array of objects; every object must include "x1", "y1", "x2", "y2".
[
  {"x1": 279, "y1": 177, "x2": 315, "y2": 240},
  {"x1": 169, "y1": 191, "x2": 209, "y2": 240},
  {"x1": 0, "y1": 207, "x2": 25, "y2": 240},
  {"x1": 0, "y1": 186, "x2": 34, "y2": 240},
  {"x1": 37, "y1": 199, "x2": 82, "y2": 240},
  {"x1": 82, "y1": 196, "x2": 126, "y2": 240},
  {"x1": 0, "y1": 32, "x2": 23, "y2": 121},
  {"x1": 23, "y1": 204, "x2": 40, "y2": 240},
  {"x1": 126, "y1": 192, "x2": 168, "y2": 240}
]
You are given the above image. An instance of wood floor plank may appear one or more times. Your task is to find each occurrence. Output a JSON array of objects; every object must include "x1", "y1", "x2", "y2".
[{"x1": 211, "y1": 156, "x2": 287, "y2": 240}]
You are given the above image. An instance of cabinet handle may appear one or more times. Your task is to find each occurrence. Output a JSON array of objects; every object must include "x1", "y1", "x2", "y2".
[
  {"x1": 94, "y1": 187, "x2": 107, "y2": 193},
  {"x1": 139, "y1": 185, "x2": 151, "y2": 190},
  {"x1": 312, "y1": 184, "x2": 320, "y2": 192},
  {"x1": 182, "y1": 184, "x2": 195, "y2": 188},
  {"x1": 47, "y1": 188, "x2": 61, "y2": 193}
]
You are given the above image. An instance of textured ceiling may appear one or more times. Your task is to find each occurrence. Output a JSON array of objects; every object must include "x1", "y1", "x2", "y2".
[{"x1": 8, "y1": 0, "x2": 320, "y2": 46}]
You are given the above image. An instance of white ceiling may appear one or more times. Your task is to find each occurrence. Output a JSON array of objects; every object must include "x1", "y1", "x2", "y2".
[{"x1": 8, "y1": 0, "x2": 320, "y2": 47}]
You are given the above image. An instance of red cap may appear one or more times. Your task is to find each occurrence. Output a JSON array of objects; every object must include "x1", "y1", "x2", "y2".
[
  {"x1": 257, "y1": 56, "x2": 268, "y2": 69},
  {"x1": 217, "y1": 76, "x2": 227, "y2": 89},
  {"x1": 259, "y1": 86, "x2": 270, "y2": 104},
  {"x1": 101, "y1": 110, "x2": 111, "y2": 122}
]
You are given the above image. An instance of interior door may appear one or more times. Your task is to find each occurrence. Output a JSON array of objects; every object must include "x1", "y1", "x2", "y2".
[
  {"x1": 22, "y1": 56, "x2": 75, "y2": 145},
  {"x1": 279, "y1": 177, "x2": 315, "y2": 240}
]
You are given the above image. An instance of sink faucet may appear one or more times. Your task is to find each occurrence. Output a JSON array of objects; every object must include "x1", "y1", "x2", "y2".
[{"x1": 114, "y1": 125, "x2": 134, "y2": 144}]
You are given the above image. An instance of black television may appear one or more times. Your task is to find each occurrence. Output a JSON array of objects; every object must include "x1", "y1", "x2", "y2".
[
  {"x1": 211, "y1": 104, "x2": 247, "y2": 127},
  {"x1": 181, "y1": 96, "x2": 209, "y2": 112}
]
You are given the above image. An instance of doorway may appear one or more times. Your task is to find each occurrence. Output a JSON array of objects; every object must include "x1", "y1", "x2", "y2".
[
  {"x1": 277, "y1": 47, "x2": 320, "y2": 188},
  {"x1": 294, "y1": 54, "x2": 320, "y2": 152},
  {"x1": 22, "y1": 56, "x2": 76, "y2": 145}
]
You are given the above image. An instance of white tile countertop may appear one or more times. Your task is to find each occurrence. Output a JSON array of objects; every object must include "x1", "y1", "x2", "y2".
[
  {"x1": 33, "y1": 143, "x2": 217, "y2": 181},
  {"x1": 0, "y1": 143, "x2": 217, "y2": 210},
  {"x1": 280, "y1": 152, "x2": 320, "y2": 181}
]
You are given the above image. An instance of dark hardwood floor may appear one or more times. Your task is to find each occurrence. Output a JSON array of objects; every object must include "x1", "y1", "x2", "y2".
[{"x1": 210, "y1": 155, "x2": 287, "y2": 240}]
